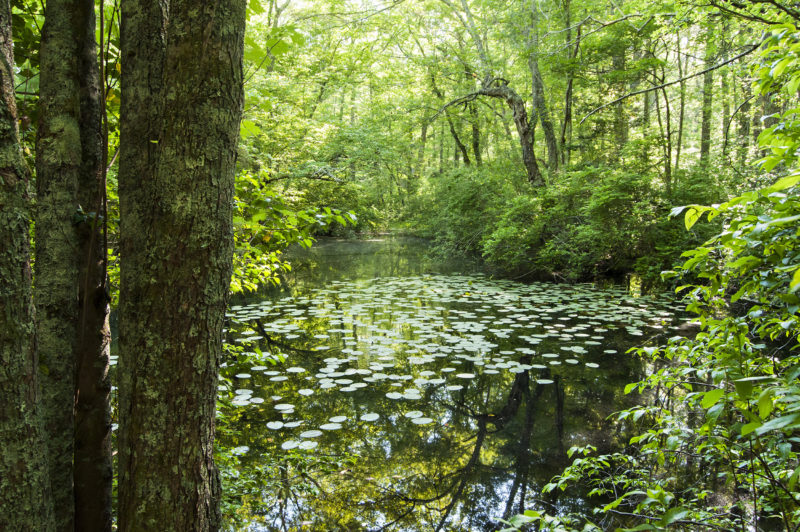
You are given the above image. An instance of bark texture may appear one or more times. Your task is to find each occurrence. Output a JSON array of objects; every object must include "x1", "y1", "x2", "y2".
[
  {"x1": 72, "y1": 0, "x2": 113, "y2": 528},
  {"x1": 479, "y1": 82, "x2": 543, "y2": 185},
  {"x1": 36, "y1": 2, "x2": 113, "y2": 529},
  {"x1": 0, "y1": 1, "x2": 55, "y2": 528},
  {"x1": 35, "y1": 3, "x2": 81, "y2": 526},
  {"x1": 117, "y1": 1, "x2": 246, "y2": 529}
]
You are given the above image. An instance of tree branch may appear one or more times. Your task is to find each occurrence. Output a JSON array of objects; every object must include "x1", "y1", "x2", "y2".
[{"x1": 580, "y1": 42, "x2": 763, "y2": 124}]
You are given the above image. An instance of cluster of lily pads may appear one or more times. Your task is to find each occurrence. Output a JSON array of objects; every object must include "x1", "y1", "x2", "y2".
[{"x1": 221, "y1": 274, "x2": 686, "y2": 453}]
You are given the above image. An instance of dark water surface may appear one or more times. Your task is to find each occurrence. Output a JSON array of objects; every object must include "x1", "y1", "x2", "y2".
[{"x1": 217, "y1": 238, "x2": 686, "y2": 531}]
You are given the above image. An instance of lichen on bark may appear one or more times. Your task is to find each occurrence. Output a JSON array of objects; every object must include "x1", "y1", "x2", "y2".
[
  {"x1": 117, "y1": 1, "x2": 246, "y2": 530},
  {"x1": 0, "y1": 0, "x2": 56, "y2": 529}
]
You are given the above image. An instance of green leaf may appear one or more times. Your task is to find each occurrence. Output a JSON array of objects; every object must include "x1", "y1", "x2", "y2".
[
  {"x1": 755, "y1": 413, "x2": 800, "y2": 435},
  {"x1": 701, "y1": 388, "x2": 725, "y2": 409},
  {"x1": 660, "y1": 507, "x2": 689, "y2": 526},
  {"x1": 791, "y1": 267, "x2": 800, "y2": 293},
  {"x1": 734, "y1": 378, "x2": 753, "y2": 399},
  {"x1": 240, "y1": 120, "x2": 261, "y2": 139},
  {"x1": 765, "y1": 173, "x2": 800, "y2": 193},
  {"x1": 684, "y1": 206, "x2": 705, "y2": 230}
]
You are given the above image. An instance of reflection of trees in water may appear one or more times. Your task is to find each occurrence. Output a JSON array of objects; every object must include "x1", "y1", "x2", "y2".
[{"x1": 218, "y1": 240, "x2": 659, "y2": 530}]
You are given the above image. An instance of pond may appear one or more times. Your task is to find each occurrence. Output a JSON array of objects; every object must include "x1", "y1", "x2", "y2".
[{"x1": 216, "y1": 237, "x2": 687, "y2": 531}]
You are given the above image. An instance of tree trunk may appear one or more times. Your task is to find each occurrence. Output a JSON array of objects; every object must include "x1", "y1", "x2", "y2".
[
  {"x1": 699, "y1": 31, "x2": 714, "y2": 167},
  {"x1": 560, "y1": 23, "x2": 580, "y2": 167},
  {"x1": 529, "y1": 2, "x2": 558, "y2": 171},
  {"x1": 612, "y1": 52, "x2": 628, "y2": 151},
  {"x1": 72, "y1": 0, "x2": 112, "y2": 528},
  {"x1": 416, "y1": 121, "x2": 427, "y2": 178},
  {"x1": 0, "y1": 0, "x2": 56, "y2": 527},
  {"x1": 448, "y1": 115, "x2": 471, "y2": 166},
  {"x1": 737, "y1": 78, "x2": 751, "y2": 167},
  {"x1": 479, "y1": 82, "x2": 543, "y2": 185},
  {"x1": 117, "y1": 0, "x2": 246, "y2": 529},
  {"x1": 35, "y1": 3, "x2": 82, "y2": 528},
  {"x1": 469, "y1": 102, "x2": 481, "y2": 165},
  {"x1": 36, "y1": 2, "x2": 113, "y2": 529},
  {"x1": 675, "y1": 39, "x2": 687, "y2": 175}
]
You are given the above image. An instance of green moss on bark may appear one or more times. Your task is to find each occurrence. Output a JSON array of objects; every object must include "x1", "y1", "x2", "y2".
[
  {"x1": 0, "y1": 1, "x2": 55, "y2": 529},
  {"x1": 117, "y1": 1, "x2": 246, "y2": 530}
]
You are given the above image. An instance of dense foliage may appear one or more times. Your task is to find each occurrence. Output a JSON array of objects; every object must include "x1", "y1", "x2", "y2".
[{"x1": 501, "y1": 19, "x2": 800, "y2": 532}]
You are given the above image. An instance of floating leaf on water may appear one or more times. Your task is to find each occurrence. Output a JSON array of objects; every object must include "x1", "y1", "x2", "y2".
[
  {"x1": 536, "y1": 379, "x2": 554, "y2": 384},
  {"x1": 266, "y1": 421, "x2": 284, "y2": 430},
  {"x1": 446, "y1": 385, "x2": 463, "y2": 391},
  {"x1": 269, "y1": 376, "x2": 288, "y2": 382},
  {"x1": 231, "y1": 446, "x2": 250, "y2": 455},
  {"x1": 455, "y1": 373, "x2": 475, "y2": 379},
  {"x1": 287, "y1": 367, "x2": 306, "y2": 373},
  {"x1": 235, "y1": 373, "x2": 251, "y2": 379},
  {"x1": 320, "y1": 423, "x2": 342, "y2": 430},
  {"x1": 284, "y1": 421, "x2": 304, "y2": 428},
  {"x1": 281, "y1": 440, "x2": 299, "y2": 450},
  {"x1": 249, "y1": 397, "x2": 264, "y2": 403},
  {"x1": 300, "y1": 430, "x2": 323, "y2": 438},
  {"x1": 298, "y1": 441, "x2": 318, "y2": 450},
  {"x1": 565, "y1": 359, "x2": 579, "y2": 365},
  {"x1": 360, "y1": 413, "x2": 380, "y2": 422},
  {"x1": 298, "y1": 389, "x2": 314, "y2": 396},
  {"x1": 274, "y1": 403, "x2": 294, "y2": 411},
  {"x1": 586, "y1": 362, "x2": 600, "y2": 368},
  {"x1": 234, "y1": 389, "x2": 253, "y2": 395},
  {"x1": 329, "y1": 416, "x2": 347, "y2": 423},
  {"x1": 405, "y1": 411, "x2": 423, "y2": 419},
  {"x1": 386, "y1": 392, "x2": 403, "y2": 399},
  {"x1": 411, "y1": 417, "x2": 434, "y2": 425}
]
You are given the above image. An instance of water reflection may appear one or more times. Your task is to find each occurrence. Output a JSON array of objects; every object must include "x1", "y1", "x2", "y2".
[{"x1": 218, "y1": 238, "x2": 685, "y2": 531}]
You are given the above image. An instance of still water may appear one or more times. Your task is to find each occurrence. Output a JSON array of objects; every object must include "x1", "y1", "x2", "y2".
[{"x1": 217, "y1": 238, "x2": 686, "y2": 531}]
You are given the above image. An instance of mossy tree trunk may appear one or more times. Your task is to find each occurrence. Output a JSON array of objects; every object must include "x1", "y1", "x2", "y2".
[
  {"x1": 0, "y1": 1, "x2": 56, "y2": 529},
  {"x1": 35, "y1": 3, "x2": 81, "y2": 527},
  {"x1": 117, "y1": 1, "x2": 246, "y2": 529},
  {"x1": 36, "y1": 1, "x2": 112, "y2": 529}
]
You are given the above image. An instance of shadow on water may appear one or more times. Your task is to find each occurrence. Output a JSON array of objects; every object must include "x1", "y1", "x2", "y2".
[{"x1": 217, "y1": 237, "x2": 687, "y2": 531}]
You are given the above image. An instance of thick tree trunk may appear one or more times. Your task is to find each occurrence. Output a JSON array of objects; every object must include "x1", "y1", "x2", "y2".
[
  {"x1": 117, "y1": 1, "x2": 246, "y2": 529},
  {"x1": 0, "y1": 1, "x2": 55, "y2": 528},
  {"x1": 36, "y1": 3, "x2": 82, "y2": 528},
  {"x1": 479, "y1": 82, "x2": 543, "y2": 185}
]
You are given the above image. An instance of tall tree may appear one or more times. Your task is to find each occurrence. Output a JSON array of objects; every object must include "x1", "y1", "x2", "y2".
[
  {"x1": 35, "y1": 2, "x2": 82, "y2": 526},
  {"x1": 35, "y1": 1, "x2": 112, "y2": 529},
  {"x1": 117, "y1": 0, "x2": 246, "y2": 529},
  {"x1": 0, "y1": 0, "x2": 55, "y2": 529}
]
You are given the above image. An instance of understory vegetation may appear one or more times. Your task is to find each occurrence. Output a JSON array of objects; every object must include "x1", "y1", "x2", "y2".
[{"x1": 3, "y1": 0, "x2": 799, "y2": 530}]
